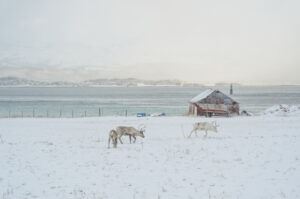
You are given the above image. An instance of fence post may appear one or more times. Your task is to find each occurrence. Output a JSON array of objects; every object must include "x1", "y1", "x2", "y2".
[
  {"x1": 99, "y1": 108, "x2": 101, "y2": 117},
  {"x1": 21, "y1": 111, "x2": 23, "y2": 118},
  {"x1": 85, "y1": 110, "x2": 87, "y2": 117},
  {"x1": 33, "y1": 108, "x2": 35, "y2": 118},
  {"x1": 8, "y1": 109, "x2": 11, "y2": 118},
  {"x1": 125, "y1": 110, "x2": 127, "y2": 117}
]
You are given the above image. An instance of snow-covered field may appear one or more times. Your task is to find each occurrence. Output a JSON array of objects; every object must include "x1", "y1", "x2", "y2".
[{"x1": 1, "y1": 115, "x2": 300, "y2": 199}]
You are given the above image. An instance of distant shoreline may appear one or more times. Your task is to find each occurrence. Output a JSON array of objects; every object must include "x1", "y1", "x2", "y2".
[{"x1": 0, "y1": 85, "x2": 300, "y2": 88}]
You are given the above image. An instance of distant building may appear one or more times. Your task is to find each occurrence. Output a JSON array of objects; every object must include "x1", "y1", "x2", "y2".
[{"x1": 189, "y1": 89, "x2": 239, "y2": 117}]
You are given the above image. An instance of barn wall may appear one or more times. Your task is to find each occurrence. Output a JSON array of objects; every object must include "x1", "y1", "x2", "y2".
[{"x1": 198, "y1": 104, "x2": 228, "y2": 112}]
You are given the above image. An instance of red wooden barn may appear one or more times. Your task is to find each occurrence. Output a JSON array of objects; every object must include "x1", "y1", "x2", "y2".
[{"x1": 189, "y1": 89, "x2": 239, "y2": 117}]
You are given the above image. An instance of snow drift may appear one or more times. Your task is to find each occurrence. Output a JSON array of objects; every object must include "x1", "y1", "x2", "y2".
[{"x1": 262, "y1": 104, "x2": 300, "y2": 117}]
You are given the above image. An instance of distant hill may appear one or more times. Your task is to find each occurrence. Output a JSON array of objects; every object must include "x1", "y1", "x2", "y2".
[
  {"x1": 0, "y1": 77, "x2": 204, "y2": 87},
  {"x1": 0, "y1": 77, "x2": 75, "y2": 87}
]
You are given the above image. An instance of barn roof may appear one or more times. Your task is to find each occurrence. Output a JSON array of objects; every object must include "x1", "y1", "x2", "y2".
[
  {"x1": 190, "y1": 88, "x2": 215, "y2": 103},
  {"x1": 190, "y1": 88, "x2": 239, "y2": 104}
]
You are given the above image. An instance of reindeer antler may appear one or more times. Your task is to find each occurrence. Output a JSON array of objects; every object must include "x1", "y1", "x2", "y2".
[{"x1": 138, "y1": 124, "x2": 146, "y2": 130}]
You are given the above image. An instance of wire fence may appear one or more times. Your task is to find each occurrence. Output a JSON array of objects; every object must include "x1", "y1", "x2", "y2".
[
  {"x1": 1, "y1": 107, "x2": 132, "y2": 118},
  {"x1": 0, "y1": 107, "x2": 186, "y2": 118}
]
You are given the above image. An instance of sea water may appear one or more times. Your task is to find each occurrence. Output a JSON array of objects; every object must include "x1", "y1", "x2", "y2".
[{"x1": 0, "y1": 86, "x2": 299, "y2": 117}]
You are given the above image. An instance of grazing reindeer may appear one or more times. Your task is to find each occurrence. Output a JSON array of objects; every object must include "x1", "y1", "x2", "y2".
[
  {"x1": 188, "y1": 121, "x2": 219, "y2": 138},
  {"x1": 108, "y1": 129, "x2": 118, "y2": 148},
  {"x1": 116, "y1": 124, "x2": 145, "y2": 144}
]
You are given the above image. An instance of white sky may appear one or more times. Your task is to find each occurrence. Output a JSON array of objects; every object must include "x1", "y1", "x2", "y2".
[{"x1": 0, "y1": 0, "x2": 299, "y2": 85}]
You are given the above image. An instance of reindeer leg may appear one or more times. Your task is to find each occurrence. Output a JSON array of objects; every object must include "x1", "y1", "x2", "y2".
[
  {"x1": 188, "y1": 130, "x2": 194, "y2": 138},
  {"x1": 204, "y1": 130, "x2": 208, "y2": 138},
  {"x1": 133, "y1": 135, "x2": 136, "y2": 143},
  {"x1": 195, "y1": 130, "x2": 199, "y2": 137},
  {"x1": 108, "y1": 137, "x2": 111, "y2": 148},
  {"x1": 129, "y1": 135, "x2": 132, "y2": 144},
  {"x1": 118, "y1": 135, "x2": 123, "y2": 144},
  {"x1": 113, "y1": 137, "x2": 117, "y2": 148}
]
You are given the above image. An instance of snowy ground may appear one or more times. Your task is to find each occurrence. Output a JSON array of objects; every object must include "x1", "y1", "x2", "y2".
[{"x1": 1, "y1": 115, "x2": 300, "y2": 199}]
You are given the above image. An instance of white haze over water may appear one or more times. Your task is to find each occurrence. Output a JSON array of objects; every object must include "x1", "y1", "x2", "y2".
[{"x1": 0, "y1": 0, "x2": 300, "y2": 85}]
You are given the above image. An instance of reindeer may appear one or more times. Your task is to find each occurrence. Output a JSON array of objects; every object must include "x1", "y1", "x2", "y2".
[
  {"x1": 188, "y1": 121, "x2": 219, "y2": 138},
  {"x1": 116, "y1": 124, "x2": 145, "y2": 144},
  {"x1": 108, "y1": 129, "x2": 118, "y2": 148}
]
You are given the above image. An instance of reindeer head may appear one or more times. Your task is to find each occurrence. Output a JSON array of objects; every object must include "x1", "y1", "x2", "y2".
[{"x1": 138, "y1": 124, "x2": 146, "y2": 138}]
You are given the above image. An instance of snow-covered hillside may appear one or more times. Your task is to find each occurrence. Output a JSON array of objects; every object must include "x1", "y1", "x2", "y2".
[{"x1": 0, "y1": 116, "x2": 300, "y2": 198}]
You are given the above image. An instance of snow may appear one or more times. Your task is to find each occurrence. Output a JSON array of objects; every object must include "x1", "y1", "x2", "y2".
[
  {"x1": 1, "y1": 115, "x2": 300, "y2": 199},
  {"x1": 262, "y1": 104, "x2": 300, "y2": 117},
  {"x1": 189, "y1": 88, "x2": 214, "y2": 103}
]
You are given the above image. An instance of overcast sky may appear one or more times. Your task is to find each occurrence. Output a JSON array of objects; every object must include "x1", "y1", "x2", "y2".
[{"x1": 0, "y1": 0, "x2": 299, "y2": 85}]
